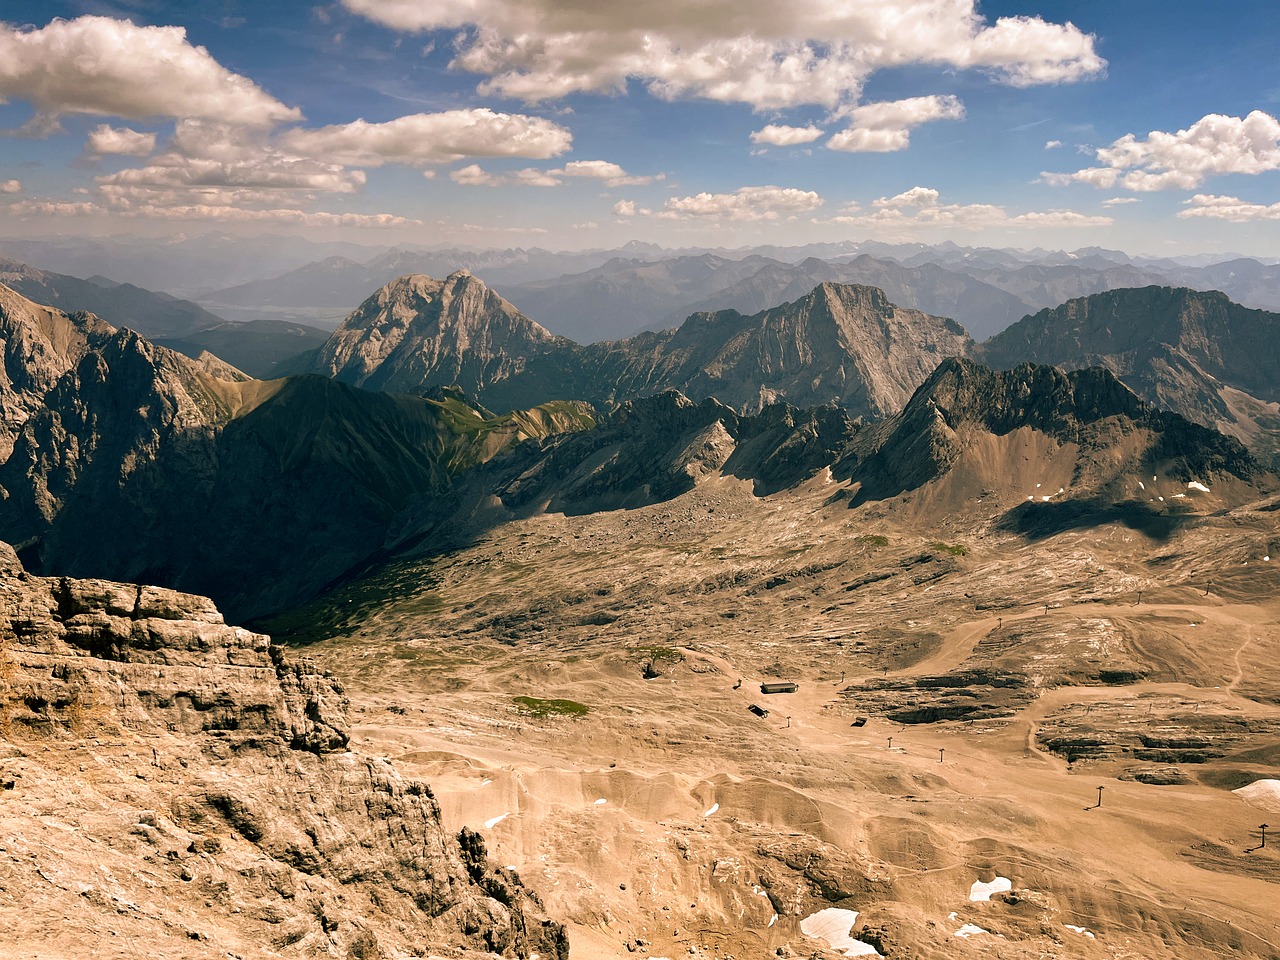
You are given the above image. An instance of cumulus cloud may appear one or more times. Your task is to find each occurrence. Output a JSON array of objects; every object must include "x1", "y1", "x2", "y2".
[
  {"x1": 873, "y1": 186, "x2": 941, "y2": 208},
  {"x1": 828, "y1": 96, "x2": 965, "y2": 152},
  {"x1": 0, "y1": 179, "x2": 21, "y2": 194},
  {"x1": 1178, "y1": 193, "x2": 1280, "y2": 222},
  {"x1": 94, "y1": 120, "x2": 365, "y2": 213},
  {"x1": 618, "y1": 185, "x2": 823, "y2": 222},
  {"x1": 558, "y1": 159, "x2": 661, "y2": 185},
  {"x1": 1044, "y1": 139, "x2": 1062, "y2": 149},
  {"x1": 279, "y1": 109, "x2": 573, "y2": 166},
  {"x1": 1043, "y1": 110, "x2": 1280, "y2": 192},
  {"x1": 750, "y1": 124, "x2": 825, "y2": 147},
  {"x1": 342, "y1": 0, "x2": 1103, "y2": 110},
  {"x1": 0, "y1": 16, "x2": 299, "y2": 132},
  {"x1": 86, "y1": 124, "x2": 157, "y2": 157},
  {"x1": 832, "y1": 186, "x2": 1111, "y2": 230},
  {"x1": 450, "y1": 164, "x2": 561, "y2": 187},
  {"x1": 451, "y1": 158, "x2": 659, "y2": 187},
  {"x1": 1101, "y1": 196, "x2": 1140, "y2": 206}
]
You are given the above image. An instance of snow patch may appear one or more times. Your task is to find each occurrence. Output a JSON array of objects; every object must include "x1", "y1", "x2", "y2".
[
  {"x1": 1188, "y1": 481, "x2": 1211, "y2": 493},
  {"x1": 484, "y1": 813, "x2": 509, "y2": 829},
  {"x1": 800, "y1": 908, "x2": 881, "y2": 957},
  {"x1": 969, "y1": 877, "x2": 1012, "y2": 901},
  {"x1": 1065, "y1": 924, "x2": 1096, "y2": 939},
  {"x1": 955, "y1": 924, "x2": 988, "y2": 938},
  {"x1": 1233, "y1": 779, "x2": 1280, "y2": 813},
  {"x1": 594, "y1": 798, "x2": 607, "y2": 806},
  {"x1": 703, "y1": 803, "x2": 719, "y2": 817}
]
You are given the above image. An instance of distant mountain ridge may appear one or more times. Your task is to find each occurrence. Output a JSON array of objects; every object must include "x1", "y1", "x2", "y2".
[
  {"x1": 0, "y1": 256, "x2": 226, "y2": 338},
  {"x1": 296, "y1": 272, "x2": 975, "y2": 421},
  {"x1": 0, "y1": 257, "x2": 330, "y2": 378},
  {"x1": 192, "y1": 239, "x2": 1280, "y2": 345},
  {"x1": 980, "y1": 285, "x2": 1280, "y2": 464}
]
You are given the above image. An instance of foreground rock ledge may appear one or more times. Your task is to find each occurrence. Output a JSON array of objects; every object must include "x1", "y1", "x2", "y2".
[{"x1": 0, "y1": 542, "x2": 567, "y2": 960}]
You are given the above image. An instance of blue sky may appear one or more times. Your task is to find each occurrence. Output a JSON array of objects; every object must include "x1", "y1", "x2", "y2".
[{"x1": 2, "y1": 1, "x2": 1279, "y2": 256}]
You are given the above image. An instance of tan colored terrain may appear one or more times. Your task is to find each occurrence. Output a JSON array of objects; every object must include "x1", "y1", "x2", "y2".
[{"x1": 288, "y1": 471, "x2": 1280, "y2": 959}]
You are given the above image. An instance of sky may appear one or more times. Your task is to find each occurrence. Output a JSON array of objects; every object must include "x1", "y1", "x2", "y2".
[{"x1": 1, "y1": 1, "x2": 1280, "y2": 256}]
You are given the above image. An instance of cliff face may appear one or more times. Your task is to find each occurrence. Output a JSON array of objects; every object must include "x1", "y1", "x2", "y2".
[{"x1": 0, "y1": 542, "x2": 567, "y2": 959}]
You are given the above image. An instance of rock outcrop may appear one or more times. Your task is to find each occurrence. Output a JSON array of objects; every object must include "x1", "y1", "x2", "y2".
[{"x1": 0, "y1": 542, "x2": 568, "y2": 959}]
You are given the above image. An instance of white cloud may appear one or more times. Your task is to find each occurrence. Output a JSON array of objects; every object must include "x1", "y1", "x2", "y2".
[
  {"x1": 0, "y1": 179, "x2": 21, "y2": 194},
  {"x1": 450, "y1": 164, "x2": 560, "y2": 187},
  {"x1": 750, "y1": 124, "x2": 824, "y2": 147},
  {"x1": 833, "y1": 186, "x2": 1111, "y2": 230},
  {"x1": 342, "y1": 0, "x2": 1103, "y2": 110},
  {"x1": 86, "y1": 124, "x2": 157, "y2": 157},
  {"x1": 4, "y1": 199, "x2": 98, "y2": 218},
  {"x1": 0, "y1": 16, "x2": 299, "y2": 132},
  {"x1": 1101, "y1": 196, "x2": 1140, "y2": 206},
  {"x1": 619, "y1": 185, "x2": 823, "y2": 222},
  {"x1": 1178, "y1": 193, "x2": 1280, "y2": 222},
  {"x1": 827, "y1": 95, "x2": 965, "y2": 152},
  {"x1": 1044, "y1": 139, "x2": 1062, "y2": 149},
  {"x1": 1043, "y1": 110, "x2": 1280, "y2": 192},
  {"x1": 873, "y1": 186, "x2": 940, "y2": 208},
  {"x1": 558, "y1": 159, "x2": 661, "y2": 185},
  {"x1": 451, "y1": 158, "x2": 659, "y2": 187},
  {"x1": 279, "y1": 109, "x2": 573, "y2": 166},
  {"x1": 93, "y1": 121, "x2": 365, "y2": 212}
]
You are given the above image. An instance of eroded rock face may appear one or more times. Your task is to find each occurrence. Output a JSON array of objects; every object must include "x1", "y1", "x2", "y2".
[
  {"x1": 0, "y1": 283, "x2": 114, "y2": 459},
  {"x1": 0, "y1": 548, "x2": 567, "y2": 959}
]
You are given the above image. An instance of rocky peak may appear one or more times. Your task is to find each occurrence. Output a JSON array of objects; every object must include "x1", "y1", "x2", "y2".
[
  {"x1": 307, "y1": 272, "x2": 560, "y2": 400},
  {"x1": 839, "y1": 357, "x2": 1260, "y2": 508},
  {"x1": 0, "y1": 283, "x2": 115, "y2": 459}
]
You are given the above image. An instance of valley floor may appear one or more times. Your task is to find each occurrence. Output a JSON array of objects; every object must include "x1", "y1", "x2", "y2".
[{"x1": 284, "y1": 475, "x2": 1280, "y2": 960}]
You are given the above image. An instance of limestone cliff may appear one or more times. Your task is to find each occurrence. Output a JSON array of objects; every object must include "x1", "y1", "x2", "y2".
[{"x1": 0, "y1": 542, "x2": 568, "y2": 959}]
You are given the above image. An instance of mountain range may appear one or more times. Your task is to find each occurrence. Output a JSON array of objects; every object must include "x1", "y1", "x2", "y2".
[
  {"x1": 192, "y1": 240, "x2": 1280, "y2": 345},
  {"x1": 2, "y1": 268, "x2": 1274, "y2": 624},
  {"x1": 0, "y1": 256, "x2": 330, "y2": 378}
]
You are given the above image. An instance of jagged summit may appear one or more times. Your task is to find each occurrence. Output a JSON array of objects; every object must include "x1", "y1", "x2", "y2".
[
  {"x1": 581, "y1": 280, "x2": 975, "y2": 418},
  {"x1": 307, "y1": 271, "x2": 560, "y2": 399},
  {"x1": 838, "y1": 357, "x2": 1261, "y2": 513},
  {"x1": 979, "y1": 285, "x2": 1280, "y2": 463}
]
